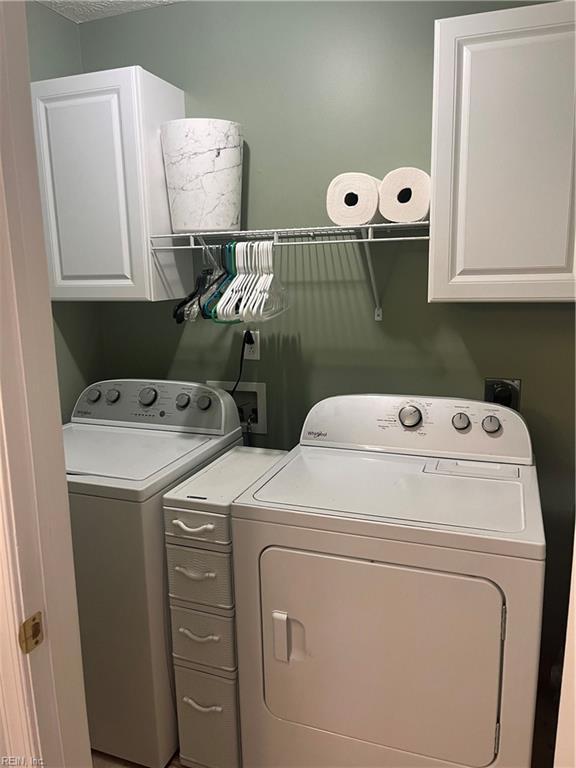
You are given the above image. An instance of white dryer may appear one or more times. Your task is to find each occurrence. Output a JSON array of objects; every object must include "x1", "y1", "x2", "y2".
[
  {"x1": 64, "y1": 379, "x2": 241, "y2": 768},
  {"x1": 232, "y1": 395, "x2": 545, "y2": 768}
]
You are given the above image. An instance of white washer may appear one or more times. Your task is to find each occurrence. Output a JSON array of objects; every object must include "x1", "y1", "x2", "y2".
[
  {"x1": 64, "y1": 379, "x2": 241, "y2": 768},
  {"x1": 232, "y1": 395, "x2": 545, "y2": 768}
]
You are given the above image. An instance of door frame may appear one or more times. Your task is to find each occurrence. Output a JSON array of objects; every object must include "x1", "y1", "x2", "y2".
[
  {"x1": 555, "y1": 534, "x2": 576, "y2": 767},
  {"x1": 0, "y1": 4, "x2": 91, "y2": 765}
]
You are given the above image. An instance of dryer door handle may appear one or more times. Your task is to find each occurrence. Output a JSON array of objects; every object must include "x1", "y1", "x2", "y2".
[
  {"x1": 272, "y1": 610, "x2": 289, "y2": 662},
  {"x1": 175, "y1": 565, "x2": 216, "y2": 581}
]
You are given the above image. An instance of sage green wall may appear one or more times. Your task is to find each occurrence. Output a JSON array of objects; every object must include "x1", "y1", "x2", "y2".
[
  {"x1": 79, "y1": 0, "x2": 526, "y2": 229},
  {"x1": 26, "y1": 0, "x2": 82, "y2": 79},
  {"x1": 26, "y1": 2, "x2": 102, "y2": 422},
  {"x1": 77, "y1": 1, "x2": 575, "y2": 678},
  {"x1": 28, "y1": 1, "x2": 573, "y2": 684}
]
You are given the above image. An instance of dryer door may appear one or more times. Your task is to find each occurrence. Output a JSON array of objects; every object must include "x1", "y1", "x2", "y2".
[{"x1": 260, "y1": 547, "x2": 503, "y2": 768}]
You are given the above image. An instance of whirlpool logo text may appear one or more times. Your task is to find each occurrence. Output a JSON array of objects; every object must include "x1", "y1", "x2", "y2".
[{"x1": 306, "y1": 430, "x2": 328, "y2": 439}]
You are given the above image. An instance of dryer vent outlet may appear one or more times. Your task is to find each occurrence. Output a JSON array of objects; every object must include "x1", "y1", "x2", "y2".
[
  {"x1": 206, "y1": 380, "x2": 267, "y2": 435},
  {"x1": 484, "y1": 378, "x2": 521, "y2": 411}
]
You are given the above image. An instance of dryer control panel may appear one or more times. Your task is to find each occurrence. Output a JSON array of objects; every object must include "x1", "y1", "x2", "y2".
[
  {"x1": 301, "y1": 395, "x2": 532, "y2": 465},
  {"x1": 71, "y1": 380, "x2": 240, "y2": 435}
]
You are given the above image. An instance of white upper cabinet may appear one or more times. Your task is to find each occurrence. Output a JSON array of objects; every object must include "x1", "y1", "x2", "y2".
[
  {"x1": 429, "y1": 2, "x2": 575, "y2": 302},
  {"x1": 31, "y1": 66, "x2": 192, "y2": 301}
]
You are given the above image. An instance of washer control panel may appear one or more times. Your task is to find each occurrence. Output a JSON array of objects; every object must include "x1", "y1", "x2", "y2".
[
  {"x1": 301, "y1": 394, "x2": 532, "y2": 465},
  {"x1": 71, "y1": 380, "x2": 240, "y2": 435}
]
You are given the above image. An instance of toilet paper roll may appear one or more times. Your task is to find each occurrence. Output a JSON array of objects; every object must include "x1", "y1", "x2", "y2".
[
  {"x1": 326, "y1": 173, "x2": 383, "y2": 226},
  {"x1": 378, "y1": 167, "x2": 431, "y2": 223},
  {"x1": 161, "y1": 118, "x2": 243, "y2": 232}
]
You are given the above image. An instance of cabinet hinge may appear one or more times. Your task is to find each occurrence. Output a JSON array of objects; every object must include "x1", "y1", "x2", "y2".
[
  {"x1": 501, "y1": 604, "x2": 507, "y2": 642},
  {"x1": 494, "y1": 721, "x2": 501, "y2": 755},
  {"x1": 18, "y1": 611, "x2": 44, "y2": 654}
]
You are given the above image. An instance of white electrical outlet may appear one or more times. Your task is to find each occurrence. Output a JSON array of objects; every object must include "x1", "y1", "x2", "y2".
[{"x1": 244, "y1": 330, "x2": 260, "y2": 361}]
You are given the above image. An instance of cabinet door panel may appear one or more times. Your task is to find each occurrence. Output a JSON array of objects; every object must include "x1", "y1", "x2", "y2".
[
  {"x1": 32, "y1": 69, "x2": 149, "y2": 299},
  {"x1": 429, "y1": 2, "x2": 575, "y2": 301}
]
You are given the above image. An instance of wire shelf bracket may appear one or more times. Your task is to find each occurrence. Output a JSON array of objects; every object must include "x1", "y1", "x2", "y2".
[{"x1": 359, "y1": 231, "x2": 383, "y2": 321}]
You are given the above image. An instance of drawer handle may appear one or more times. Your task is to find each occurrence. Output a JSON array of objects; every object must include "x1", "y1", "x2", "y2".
[
  {"x1": 172, "y1": 519, "x2": 215, "y2": 535},
  {"x1": 178, "y1": 627, "x2": 221, "y2": 643},
  {"x1": 182, "y1": 696, "x2": 223, "y2": 714},
  {"x1": 175, "y1": 566, "x2": 216, "y2": 581}
]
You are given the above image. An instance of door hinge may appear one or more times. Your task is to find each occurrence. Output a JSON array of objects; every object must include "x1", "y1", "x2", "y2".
[
  {"x1": 501, "y1": 604, "x2": 507, "y2": 642},
  {"x1": 18, "y1": 611, "x2": 44, "y2": 654},
  {"x1": 494, "y1": 721, "x2": 501, "y2": 755}
]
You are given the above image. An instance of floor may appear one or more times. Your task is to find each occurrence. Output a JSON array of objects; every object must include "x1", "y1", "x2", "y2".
[{"x1": 92, "y1": 752, "x2": 181, "y2": 768}]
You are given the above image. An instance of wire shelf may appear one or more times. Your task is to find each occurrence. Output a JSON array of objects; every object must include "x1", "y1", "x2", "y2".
[
  {"x1": 150, "y1": 221, "x2": 429, "y2": 323},
  {"x1": 150, "y1": 221, "x2": 429, "y2": 251}
]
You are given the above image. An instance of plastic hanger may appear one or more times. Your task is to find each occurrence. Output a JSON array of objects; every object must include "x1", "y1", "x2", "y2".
[
  {"x1": 212, "y1": 239, "x2": 288, "y2": 323},
  {"x1": 211, "y1": 243, "x2": 242, "y2": 324}
]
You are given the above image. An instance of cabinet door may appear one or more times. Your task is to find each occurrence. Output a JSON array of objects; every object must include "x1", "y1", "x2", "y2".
[
  {"x1": 429, "y1": 2, "x2": 575, "y2": 301},
  {"x1": 32, "y1": 68, "x2": 149, "y2": 300},
  {"x1": 261, "y1": 547, "x2": 503, "y2": 767}
]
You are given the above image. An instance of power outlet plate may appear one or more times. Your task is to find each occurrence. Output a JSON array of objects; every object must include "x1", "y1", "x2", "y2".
[
  {"x1": 207, "y1": 380, "x2": 267, "y2": 434},
  {"x1": 244, "y1": 330, "x2": 260, "y2": 361}
]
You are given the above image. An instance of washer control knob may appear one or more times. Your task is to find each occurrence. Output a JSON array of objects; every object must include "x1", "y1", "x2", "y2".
[
  {"x1": 452, "y1": 412, "x2": 470, "y2": 431},
  {"x1": 139, "y1": 387, "x2": 158, "y2": 407},
  {"x1": 176, "y1": 393, "x2": 191, "y2": 410},
  {"x1": 197, "y1": 395, "x2": 212, "y2": 411},
  {"x1": 86, "y1": 387, "x2": 101, "y2": 403},
  {"x1": 482, "y1": 415, "x2": 501, "y2": 434},
  {"x1": 105, "y1": 388, "x2": 120, "y2": 404},
  {"x1": 398, "y1": 405, "x2": 422, "y2": 428}
]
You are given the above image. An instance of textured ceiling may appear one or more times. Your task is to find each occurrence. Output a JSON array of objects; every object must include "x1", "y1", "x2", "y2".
[{"x1": 41, "y1": 0, "x2": 180, "y2": 24}]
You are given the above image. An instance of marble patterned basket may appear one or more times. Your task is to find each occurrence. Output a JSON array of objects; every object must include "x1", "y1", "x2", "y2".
[{"x1": 161, "y1": 118, "x2": 243, "y2": 232}]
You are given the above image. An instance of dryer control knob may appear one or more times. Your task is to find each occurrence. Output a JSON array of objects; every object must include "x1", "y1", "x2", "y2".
[
  {"x1": 139, "y1": 387, "x2": 158, "y2": 407},
  {"x1": 452, "y1": 412, "x2": 470, "y2": 431},
  {"x1": 86, "y1": 387, "x2": 101, "y2": 403},
  {"x1": 176, "y1": 393, "x2": 191, "y2": 410},
  {"x1": 482, "y1": 415, "x2": 501, "y2": 434},
  {"x1": 398, "y1": 405, "x2": 422, "y2": 428},
  {"x1": 105, "y1": 388, "x2": 120, "y2": 404},
  {"x1": 197, "y1": 395, "x2": 212, "y2": 411}
]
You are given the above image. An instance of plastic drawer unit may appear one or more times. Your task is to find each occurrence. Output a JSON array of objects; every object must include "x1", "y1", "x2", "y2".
[{"x1": 163, "y1": 446, "x2": 286, "y2": 768}]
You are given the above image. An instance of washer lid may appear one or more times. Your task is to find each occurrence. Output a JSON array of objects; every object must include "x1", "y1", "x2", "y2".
[
  {"x1": 64, "y1": 423, "x2": 210, "y2": 481},
  {"x1": 253, "y1": 448, "x2": 525, "y2": 533}
]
